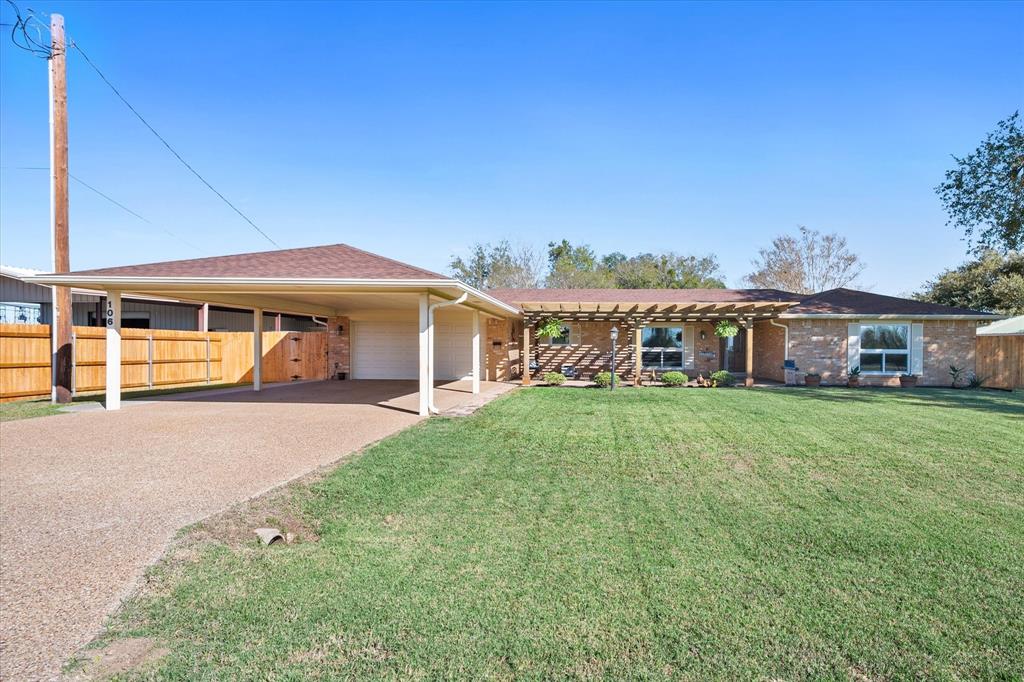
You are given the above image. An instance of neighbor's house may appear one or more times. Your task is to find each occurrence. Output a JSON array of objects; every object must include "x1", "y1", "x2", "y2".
[
  {"x1": 28, "y1": 244, "x2": 1000, "y2": 414},
  {"x1": 1, "y1": 264, "x2": 319, "y2": 331}
]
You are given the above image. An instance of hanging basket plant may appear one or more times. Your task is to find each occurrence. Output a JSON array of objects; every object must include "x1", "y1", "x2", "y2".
[
  {"x1": 536, "y1": 317, "x2": 566, "y2": 339},
  {"x1": 714, "y1": 320, "x2": 740, "y2": 338}
]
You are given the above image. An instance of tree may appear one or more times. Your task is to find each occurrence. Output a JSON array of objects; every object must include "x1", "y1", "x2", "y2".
[
  {"x1": 744, "y1": 226, "x2": 866, "y2": 294},
  {"x1": 936, "y1": 111, "x2": 1024, "y2": 253},
  {"x1": 545, "y1": 240, "x2": 615, "y2": 288},
  {"x1": 915, "y1": 250, "x2": 1024, "y2": 315},
  {"x1": 448, "y1": 241, "x2": 543, "y2": 289},
  {"x1": 609, "y1": 253, "x2": 725, "y2": 289}
]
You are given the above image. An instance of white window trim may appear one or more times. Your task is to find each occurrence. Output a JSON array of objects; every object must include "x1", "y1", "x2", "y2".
[
  {"x1": 858, "y1": 321, "x2": 911, "y2": 375},
  {"x1": 641, "y1": 323, "x2": 686, "y2": 370}
]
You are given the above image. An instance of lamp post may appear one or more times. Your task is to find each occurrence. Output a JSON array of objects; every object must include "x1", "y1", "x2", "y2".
[{"x1": 610, "y1": 326, "x2": 619, "y2": 390}]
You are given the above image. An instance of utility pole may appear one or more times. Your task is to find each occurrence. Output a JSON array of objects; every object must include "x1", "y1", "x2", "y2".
[{"x1": 50, "y1": 13, "x2": 72, "y2": 403}]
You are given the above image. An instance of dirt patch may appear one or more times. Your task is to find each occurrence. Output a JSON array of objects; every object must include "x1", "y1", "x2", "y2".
[
  {"x1": 186, "y1": 483, "x2": 321, "y2": 549},
  {"x1": 66, "y1": 637, "x2": 169, "y2": 680}
]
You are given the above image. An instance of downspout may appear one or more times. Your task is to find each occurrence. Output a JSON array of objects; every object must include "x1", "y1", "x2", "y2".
[
  {"x1": 769, "y1": 318, "x2": 789, "y2": 360},
  {"x1": 427, "y1": 293, "x2": 468, "y2": 413},
  {"x1": 310, "y1": 315, "x2": 328, "y2": 327}
]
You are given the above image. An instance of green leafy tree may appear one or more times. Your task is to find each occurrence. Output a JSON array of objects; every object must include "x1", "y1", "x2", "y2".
[
  {"x1": 545, "y1": 240, "x2": 614, "y2": 288},
  {"x1": 936, "y1": 111, "x2": 1024, "y2": 253},
  {"x1": 449, "y1": 241, "x2": 543, "y2": 289},
  {"x1": 744, "y1": 226, "x2": 865, "y2": 294},
  {"x1": 915, "y1": 250, "x2": 1024, "y2": 315},
  {"x1": 611, "y1": 253, "x2": 725, "y2": 289}
]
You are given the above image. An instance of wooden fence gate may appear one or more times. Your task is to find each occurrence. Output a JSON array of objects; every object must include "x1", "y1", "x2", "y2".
[
  {"x1": 976, "y1": 335, "x2": 1023, "y2": 389},
  {"x1": 0, "y1": 324, "x2": 328, "y2": 401}
]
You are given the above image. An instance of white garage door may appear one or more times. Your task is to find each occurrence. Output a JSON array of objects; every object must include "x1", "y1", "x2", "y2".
[
  {"x1": 352, "y1": 320, "x2": 418, "y2": 379},
  {"x1": 435, "y1": 320, "x2": 472, "y2": 380},
  {"x1": 351, "y1": 319, "x2": 473, "y2": 380}
]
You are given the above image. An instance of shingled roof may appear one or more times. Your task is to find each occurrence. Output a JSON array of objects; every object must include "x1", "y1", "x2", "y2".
[
  {"x1": 784, "y1": 288, "x2": 994, "y2": 316},
  {"x1": 488, "y1": 288, "x2": 800, "y2": 305},
  {"x1": 58, "y1": 244, "x2": 447, "y2": 280}
]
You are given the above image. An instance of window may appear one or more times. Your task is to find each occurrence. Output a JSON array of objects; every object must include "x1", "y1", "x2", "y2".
[
  {"x1": 545, "y1": 324, "x2": 573, "y2": 346},
  {"x1": 642, "y1": 326, "x2": 684, "y2": 369},
  {"x1": 859, "y1": 324, "x2": 909, "y2": 374}
]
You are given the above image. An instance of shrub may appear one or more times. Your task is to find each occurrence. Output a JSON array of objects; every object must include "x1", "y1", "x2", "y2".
[
  {"x1": 592, "y1": 372, "x2": 620, "y2": 388},
  {"x1": 967, "y1": 373, "x2": 986, "y2": 389},
  {"x1": 543, "y1": 372, "x2": 566, "y2": 386},
  {"x1": 949, "y1": 364, "x2": 965, "y2": 388},
  {"x1": 661, "y1": 371, "x2": 689, "y2": 387},
  {"x1": 710, "y1": 370, "x2": 736, "y2": 387}
]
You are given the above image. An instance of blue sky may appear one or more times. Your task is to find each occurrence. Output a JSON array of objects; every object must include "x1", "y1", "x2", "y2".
[{"x1": 1, "y1": 1, "x2": 1021, "y2": 294}]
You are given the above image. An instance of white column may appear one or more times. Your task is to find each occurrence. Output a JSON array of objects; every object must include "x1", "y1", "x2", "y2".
[
  {"x1": 253, "y1": 307, "x2": 263, "y2": 391},
  {"x1": 198, "y1": 303, "x2": 209, "y2": 332},
  {"x1": 105, "y1": 291, "x2": 122, "y2": 410},
  {"x1": 471, "y1": 310, "x2": 481, "y2": 394},
  {"x1": 418, "y1": 293, "x2": 429, "y2": 416}
]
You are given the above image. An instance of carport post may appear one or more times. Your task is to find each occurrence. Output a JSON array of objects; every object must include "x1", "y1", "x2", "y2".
[
  {"x1": 471, "y1": 310, "x2": 481, "y2": 394},
  {"x1": 253, "y1": 307, "x2": 263, "y2": 391},
  {"x1": 418, "y1": 293, "x2": 430, "y2": 416},
  {"x1": 104, "y1": 291, "x2": 122, "y2": 410}
]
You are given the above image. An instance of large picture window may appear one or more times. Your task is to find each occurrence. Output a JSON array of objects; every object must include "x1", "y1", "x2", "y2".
[
  {"x1": 859, "y1": 324, "x2": 909, "y2": 374},
  {"x1": 642, "y1": 326, "x2": 683, "y2": 369}
]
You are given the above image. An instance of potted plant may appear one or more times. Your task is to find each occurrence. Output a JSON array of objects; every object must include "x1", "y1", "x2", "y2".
[
  {"x1": 899, "y1": 373, "x2": 918, "y2": 388},
  {"x1": 804, "y1": 372, "x2": 821, "y2": 387},
  {"x1": 714, "y1": 320, "x2": 739, "y2": 338},
  {"x1": 847, "y1": 366, "x2": 861, "y2": 388},
  {"x1": 536, "y1": 318, "x2": 566, "y2": 341}
]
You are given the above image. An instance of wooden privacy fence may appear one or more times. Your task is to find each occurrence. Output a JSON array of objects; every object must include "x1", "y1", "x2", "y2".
[
  {"x1": 976, "y1": 335, "x2": 1023, "y2": 389},
  {"x1": 0, "y1": 324, "x2": 328, "y2": 401}
]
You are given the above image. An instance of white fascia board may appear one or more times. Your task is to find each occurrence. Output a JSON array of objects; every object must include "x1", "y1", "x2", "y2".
[
  {"x1": 26, "y1": 275, "x2": 522, "y2": 316},
  {"x1": 778, "y1": 313, "x2": 1003, "y2": 321}
]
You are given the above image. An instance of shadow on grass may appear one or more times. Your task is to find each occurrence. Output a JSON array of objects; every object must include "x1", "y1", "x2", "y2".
[{"x1": 759, "y1": 385, "x2": 1024, "y2": 419}]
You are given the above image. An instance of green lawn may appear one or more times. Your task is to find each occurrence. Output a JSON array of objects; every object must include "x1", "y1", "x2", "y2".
[{"x1": 100, "y1": 388, "x2": 1023, "y2": 680}]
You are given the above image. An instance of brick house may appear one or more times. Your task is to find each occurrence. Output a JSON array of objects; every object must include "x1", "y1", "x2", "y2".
[
  {"x1": 487, "y1": 287, "x2": 998, "y2": 387},
  {"x1": 33, "y1": 244, "x2": 1001, "y2": 415}
]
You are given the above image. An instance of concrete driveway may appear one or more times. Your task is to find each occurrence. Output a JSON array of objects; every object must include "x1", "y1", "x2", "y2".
[{"x1": 0, "y1": 379, "x2": 512, "y2": 681}]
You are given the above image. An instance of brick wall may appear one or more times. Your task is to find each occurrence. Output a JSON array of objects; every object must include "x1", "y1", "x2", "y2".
[
  {"x1": 485, "y1": 317, "x2": 519, "y2": 381},
  {"x1": 326, "y1": 316, "x2": 350, "y2": 378},
  {"x1": 784, "y1": 318, "x2": 979, "y2": 387},
  {"x1": 529, "y1": 321, "x2": 634, "y2": 381},
  {"x1": 752, "y1": 320, "x2": 786, "y2": 382}
]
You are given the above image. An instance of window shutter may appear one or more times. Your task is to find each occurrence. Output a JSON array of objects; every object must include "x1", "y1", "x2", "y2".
[
  {"x1": 570, "y1": 324, "x2": 581, "y2": 346},
  {"x1": 847, "y1": 323, "x2": 860, "y2": 373},
  {"x1": 911, "y1": 323, "x2": 924, "y2": 375},
  {"x1": 684, "y1": 326, "x2": 695, "y2": 368}
]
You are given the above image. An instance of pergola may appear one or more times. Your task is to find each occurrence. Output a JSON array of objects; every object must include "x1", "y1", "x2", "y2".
[{"x1": 519, "y1": 300, "x2": 800, "y2": 386}]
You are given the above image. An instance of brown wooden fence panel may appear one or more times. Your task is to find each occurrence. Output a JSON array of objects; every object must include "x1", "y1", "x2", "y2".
[
  {"x1": 0, "y1": 324, "x2": 52, "y2": 399},
  {"x1": 0, "y1": 326, "x2": 327, "y2": 401},
  {"x1": 977, "y1": 335, "x2": 1023, "y2": 389}
]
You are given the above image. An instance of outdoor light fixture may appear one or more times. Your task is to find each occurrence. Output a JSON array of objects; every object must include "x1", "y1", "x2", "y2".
[
  {"x1": 609, "y1": 326, "x2": 619, "y2": 390},
  {"x1": 700, "y1": 330, "x2": 706, "y2": 340}
]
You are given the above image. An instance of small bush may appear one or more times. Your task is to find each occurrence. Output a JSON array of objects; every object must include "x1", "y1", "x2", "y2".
[
  {"x1": 543, "y1": 372, "x2": 566, "y2": 386},
  {"x1": 710, "y1": 370, "x2": 736, "y2": 387},
  {"x1": 592, "y1": 372, "x2": 620, "y2": 388},
  {"x1": 967, "y1": 373, "x2": 986, "y2": 389},
  {"x1": 661, "y1": 371, "x2": 689, "y2": 387}
]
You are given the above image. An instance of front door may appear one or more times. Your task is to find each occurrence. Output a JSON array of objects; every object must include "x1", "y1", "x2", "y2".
[{"x1": 719, "y1": 333, "x2": 746, "y2": 371}]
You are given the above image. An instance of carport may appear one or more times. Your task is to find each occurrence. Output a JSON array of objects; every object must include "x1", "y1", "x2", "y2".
[{"x1": 31, "y1": 244, "x2": 521, "y2": 416}]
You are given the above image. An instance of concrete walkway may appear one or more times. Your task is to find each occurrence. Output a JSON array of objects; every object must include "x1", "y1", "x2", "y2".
[{"x1": 0, "y1": 380, "x2": 513, "y2": 681}]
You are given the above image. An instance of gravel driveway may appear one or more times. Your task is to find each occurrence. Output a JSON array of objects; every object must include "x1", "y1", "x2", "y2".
[{"x1": 0, "y1": 380, "x2": 512, "y2": 680}]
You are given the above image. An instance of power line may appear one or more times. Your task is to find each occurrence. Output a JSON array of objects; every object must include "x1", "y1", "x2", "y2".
[
  {"x1": 68, "y1": 41, "x2": 281, "y2": 248},
  {"x1": 2, "y1": 166, "x2": 204, "y2": 253}
]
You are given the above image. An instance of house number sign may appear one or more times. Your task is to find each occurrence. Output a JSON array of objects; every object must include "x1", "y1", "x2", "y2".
[{"x1": 106, "y1": 300, "x2": 115, "y2": 326}]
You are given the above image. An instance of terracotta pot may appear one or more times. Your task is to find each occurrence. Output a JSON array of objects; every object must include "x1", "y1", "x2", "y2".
[
  {"x1": 899, "y1": 375, "x2": 918, "y2": 388},
  {"x1": 804, "y1": 375, "x2": 821, "y2": 387},
  {"x1": 848, "y1": 376, "x2": 860, "y2": 388}
]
